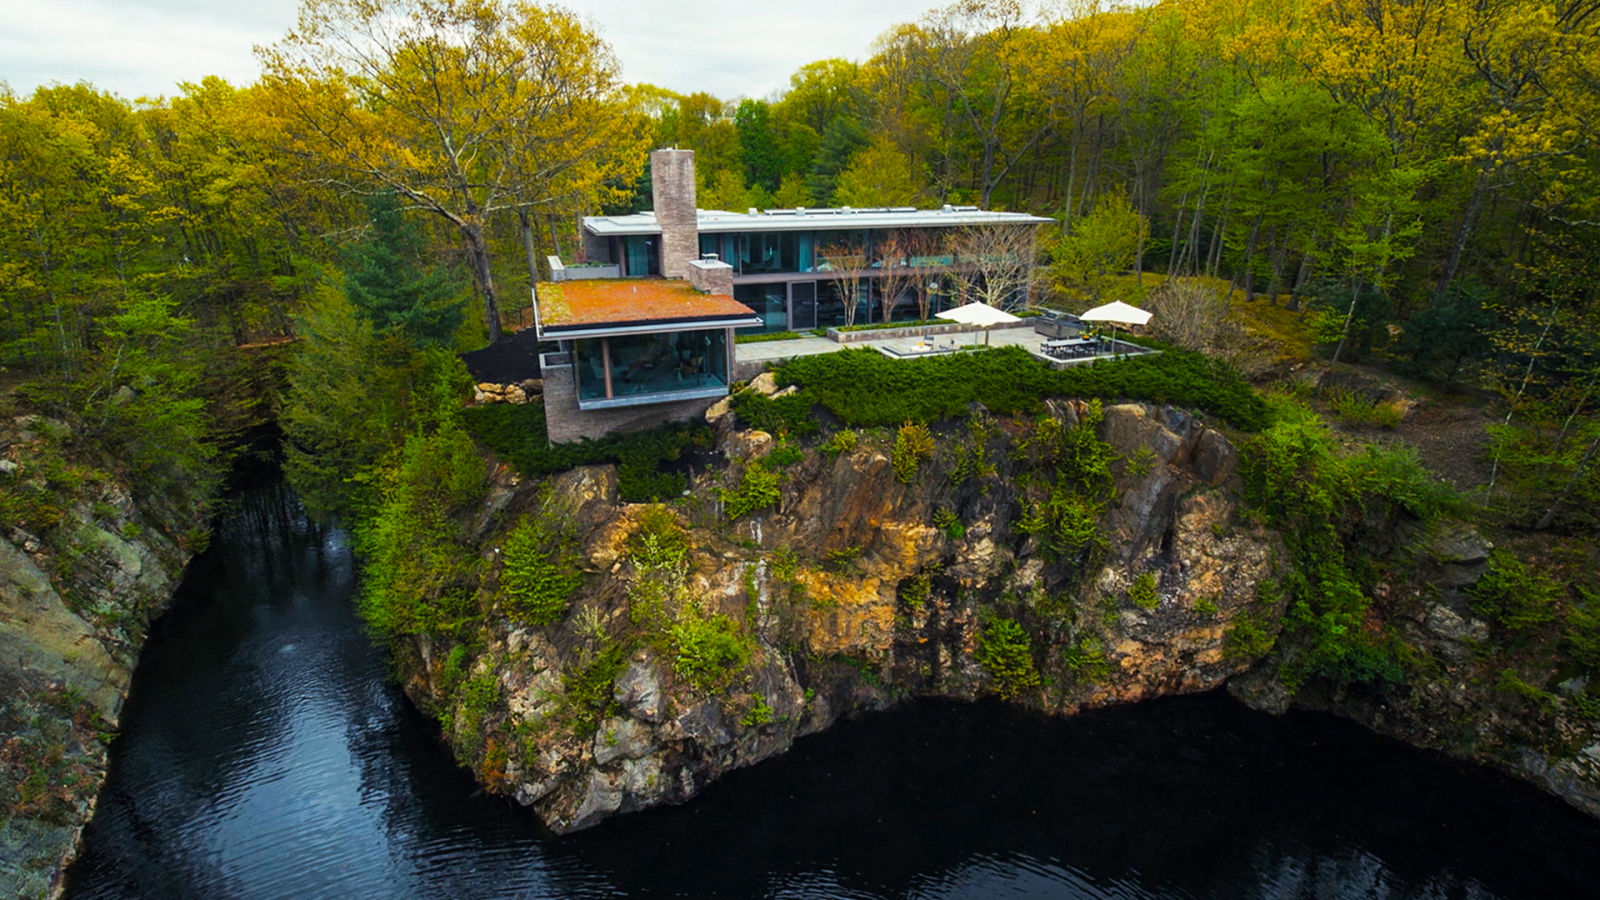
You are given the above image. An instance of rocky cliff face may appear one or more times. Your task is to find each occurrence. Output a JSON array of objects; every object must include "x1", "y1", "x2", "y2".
[
  {"x1": 0, "y1": 417, "x2": 202, "y2": 898},
  {"x1": 400, "y1": 399, "x2": 1287, "y2": 833}
]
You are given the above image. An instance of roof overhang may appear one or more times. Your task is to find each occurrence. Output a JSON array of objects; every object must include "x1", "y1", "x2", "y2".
[{"x1": 582, "y1": 207, "x2": 1055, "y2": 238}]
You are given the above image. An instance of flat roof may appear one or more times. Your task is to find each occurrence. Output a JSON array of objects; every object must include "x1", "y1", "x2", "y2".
[
  {"x1": 535, "y1": 278, "x2": 758, "y2": 338},
  {"x1": 583, "y1": 205, "x2": 1055, "y2": 237}
]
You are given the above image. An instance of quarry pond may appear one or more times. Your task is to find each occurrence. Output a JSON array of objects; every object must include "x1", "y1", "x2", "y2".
[{"x1": 65, "y1": 488, "x2": 1600, "y2": 899}]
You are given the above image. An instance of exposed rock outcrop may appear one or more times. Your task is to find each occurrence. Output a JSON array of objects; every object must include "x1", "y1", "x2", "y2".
[
  {"x1": 401, "y1": 401, "x2": 1287, "y2": 833},
  {"x1": 0, "y1": 417, "x2": 202, "y2": 898}
]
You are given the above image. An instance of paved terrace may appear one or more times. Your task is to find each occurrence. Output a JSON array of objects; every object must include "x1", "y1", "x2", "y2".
[{"x1": 732, "y1": 323, "x2": 1148, "y2": 380}]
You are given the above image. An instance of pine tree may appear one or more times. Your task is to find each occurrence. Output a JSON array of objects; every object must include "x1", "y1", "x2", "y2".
[{"x1": 343, "y1": 193, "x2": 466, "y2": 347}]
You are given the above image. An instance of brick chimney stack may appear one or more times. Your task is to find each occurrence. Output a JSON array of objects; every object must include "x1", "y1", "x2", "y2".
[{"x1": 650, "y1": 148, "x2": 699, "y2": 279}]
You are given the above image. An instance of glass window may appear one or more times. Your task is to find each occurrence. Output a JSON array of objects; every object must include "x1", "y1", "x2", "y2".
[
  {"x1": 623, "y1": 236, "x2": 658, "y2": 276},
  {"x1": 735, "y1": 284, "x2": 788, "y2": 334},
  {"x1": 573, "y1": 331, "x2": 729, "y2": 404}
]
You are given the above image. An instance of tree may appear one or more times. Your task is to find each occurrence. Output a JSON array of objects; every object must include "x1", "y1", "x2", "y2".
[
  {"x1": 832, "y1": 135, "x2": 927, "y2": 207},
  {"x1": 260, "y1": 0, "x2": 644, "y2": 344},
  {"x1": 344, "y1": 193, "x2": 466, "y2": 347},
  {"x1": 951, "y1": 223, "x2": 1041, "y2": 309},
  {"x1": 1048, "y1": 189, "x2": 1148, "y2": 301},
  {"x1": 734, "y1": 99, "x2": 782, "y2": 194},
  {"x1": 872, "y1": 231, "x2": 921, "y2": 324},
  {"x1": 817, "y1": 238, "x2": 868, "y2": 327}
]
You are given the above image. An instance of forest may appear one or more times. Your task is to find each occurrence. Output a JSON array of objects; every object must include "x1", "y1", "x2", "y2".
[{"x1": 0, "y1": 0, "x2": 1596, "y2": 533}]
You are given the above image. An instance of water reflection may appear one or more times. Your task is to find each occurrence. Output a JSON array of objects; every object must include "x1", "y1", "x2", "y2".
[{"x1": 68, "y1": 487, "x2": 1600, "y2": 899}]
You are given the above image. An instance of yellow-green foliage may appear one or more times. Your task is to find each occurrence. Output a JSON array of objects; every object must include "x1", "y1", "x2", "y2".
[
  {"x1": 498, "y1": 506, "x2": 583, "y2": 626},
  {"x1": 1063, "y1": 634, "x2": 1111, "y2": 683},
  {"x1": 722, "y1": 463, "x2": 782, "y2": 519},
  {"x1": 671, "y1": 610, "x2": 754, "y2": 691},
  {"x1": 975, "y1": 615, "x2": 1042, "y2": 699},
  {"x1": 355, "y1": 427, "x2": 488, "y2": 642},
  {"x1": 892, "y1": 421, "x2": 936, "y2": 483},
  {"x1": 627, "y1": 505, "x2": 691, "y2": 627},
  {"x1": 822, "y1": 428, "x2": 858, "y2": 456},
  {"x1": 1128, "y1": 572, "x2": 1160, "y2": 610}
]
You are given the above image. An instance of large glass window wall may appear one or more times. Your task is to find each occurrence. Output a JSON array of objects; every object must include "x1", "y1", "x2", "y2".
[
  {"x1": 700, "y1": 231, "x2": 817, "y2": 275},
  {"x1": 734, "y1": 284, "x2": 789, "y2": 335},
  {"x1": 573, "y1": 329, "x2": 728, "y2": 406}
]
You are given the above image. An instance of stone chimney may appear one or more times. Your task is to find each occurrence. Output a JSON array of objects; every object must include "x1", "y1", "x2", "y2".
[
  {"x1": 687, "y1": 255, "x2": 734, "y2": 297},
  {"x1": 650, "y1": 148, "x2": 699, "y2": 279}
]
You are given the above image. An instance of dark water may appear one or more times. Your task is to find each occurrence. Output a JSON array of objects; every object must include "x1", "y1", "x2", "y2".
[{"x1": 67, "y1": 488, "x2": 1600, "y2": 899}]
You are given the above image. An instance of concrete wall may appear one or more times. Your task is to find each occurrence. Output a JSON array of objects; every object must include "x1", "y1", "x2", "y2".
[
  {"x1": 541, "y1": 360, "x2": 718, "y2": 444},
  {"x1": 651, "y1": 148, "x2": 699, "y2": 279}
]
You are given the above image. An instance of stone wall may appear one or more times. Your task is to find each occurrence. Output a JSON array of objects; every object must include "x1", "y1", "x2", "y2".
[
  {"x1": 687, "y1": 258, "x2": 734, "y2": 297},
  {"x1": 539, "y1": 362, "x2": 719, "y2": 444},
  {"x1": 650, "y1": 148, "x2": 698, "y2": 279}
]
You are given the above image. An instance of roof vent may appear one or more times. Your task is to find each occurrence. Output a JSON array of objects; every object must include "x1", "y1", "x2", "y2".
[
  {"x1": 942, "y1": 204, "x2": 954, "y2": 212},
  {"x1": 748, "y1": 208, "x2": 758, "y2": 216},
  {"x1": 797, "y1": 207, "x2": 806, "y2": 216}
]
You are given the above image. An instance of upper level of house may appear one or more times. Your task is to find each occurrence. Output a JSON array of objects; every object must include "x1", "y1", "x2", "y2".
[{"x1": 576, "y1": 148, "x2": 1053, "y2": 282}]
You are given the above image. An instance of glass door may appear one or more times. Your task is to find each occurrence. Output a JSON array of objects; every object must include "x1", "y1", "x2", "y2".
[{"x1": 789, "y1": 282, "x2": 817, "y2": 331}]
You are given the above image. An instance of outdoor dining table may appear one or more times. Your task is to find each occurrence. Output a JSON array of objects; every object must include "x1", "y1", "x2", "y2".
[{"x1": 1042, "y1": 337, "x2": 1102, "y2": 359}]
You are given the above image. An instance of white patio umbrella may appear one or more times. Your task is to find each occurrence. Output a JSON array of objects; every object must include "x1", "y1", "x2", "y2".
[
  {"x1": 938, "y1": 302, "x2": 1021, "y2": 345},
  {"x1": 1079, "y1": 300, "x2": 1152, "y2": 354}
]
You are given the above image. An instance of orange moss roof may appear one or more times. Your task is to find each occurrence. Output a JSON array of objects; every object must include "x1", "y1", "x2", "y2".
[{"x1": 536, "y1": 278, "x2": 756, "y2": 334}]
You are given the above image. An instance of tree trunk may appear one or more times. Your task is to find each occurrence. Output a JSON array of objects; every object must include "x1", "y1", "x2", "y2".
[
  {"x1": 463, "y1": 221, "x2": 503, "y2": 344},
  {"x1": 1232, "y1": 216, "x2": 1262, "y2": 301},
  {"x1": 518, "y1": 207, "x2": 541, "y2": 286},
  {"x1": 1330, "y1": 281, "x2": 1361, "y2": 364},
  {"x1": 1434, "y1": 172, "x2": 1487, "y2": 303},
  {"x1": 1166, "y1": 191, "x2": 1188, "y2": 278},
  {"x1": 1287, "y1": 246, "x2": 1314, "y2": 312}
]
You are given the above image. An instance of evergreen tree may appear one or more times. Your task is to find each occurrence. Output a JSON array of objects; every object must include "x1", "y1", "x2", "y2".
[{"x1": 343, "y1": 192, "x2": 465, "y2": 347}]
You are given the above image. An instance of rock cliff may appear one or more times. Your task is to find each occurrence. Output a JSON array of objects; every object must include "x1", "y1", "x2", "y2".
[
  {"x1": 400, "y1": 399, "x2": 1288, "y2": 833},
  {"x1": 0, "y1": 416, "x2": 203, "y2": 898}
]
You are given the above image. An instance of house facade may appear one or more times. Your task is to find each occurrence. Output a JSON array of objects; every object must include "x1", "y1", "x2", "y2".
[
  {"x1": 533, "y1": 147, "x2": 1051, "y2": 442},
  {"x1": 575, "y1": 148, "x2": 1053, "y2": 335}
]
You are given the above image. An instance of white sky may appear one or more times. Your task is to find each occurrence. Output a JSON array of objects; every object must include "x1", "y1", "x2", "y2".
[{"x1": 0, "y1": 0, "x2": 940, "y2": 102}]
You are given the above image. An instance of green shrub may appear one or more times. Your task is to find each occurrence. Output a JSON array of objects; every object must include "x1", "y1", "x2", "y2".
[
  {"x1": 740, "y1": 693, "x2": 776, "y2": 726},
  {"x1": 932, "y1": 507, "x2": 966, "y2": 540},
  {"x1": 1326, "y1": 389, "x2": 1404, "y2": 428},
  {"x1": 822, "y1": 428, "x2": 858, "y2": 456},
  {"x1": 892, "y1": 421, "x2": 936, "y2": 483},
  {"x1": 458, "y1": 402, "x2": 706, "y2": 501},
  {"x1": 672, "y1": 613, "x2": 754, "y2": 690},
  {"x1": 1223, "y1": 613, "x2": 1277, "y2": 660},
  {"x1": 763, "y1": 442, "x2": 804, "y2": 468},
  {"x1": 1127, "y1": 572, "x2": 1160, "y2": 610},
  {"x1": 729, "y1": 390, "x2": 819, "y2": 437},
  {"x1": 771, "y1": 345, "x2": 1268, "y2": 431},
  {"x1": 499, "y1": 512, "x2": 584, "y2": 626},
  {"x1": 1062, "y1": 634, "x2": 1112, "y2": 683},
  {"x1": 452, "y1": 670, "x2": 500, "y2": 745},
  {"x1": 564, "y1": 642, "x2": 627, "y2": 737},
  {"x1": 722, "y1": 463, "x2": 782, "y2": 519},
  {"x1": 975, "y1": 615, "x2": 1042, "y2": 699},
  {"x1": 900, "y1": 573, "x2": 931, "y2": 612},
  {"x1": 1469, "y1": 552, "x2": 1563, "y2": 637},
  {"x1": 735, "y1": 330, "x2": 803, "y2": 343},
  {"x1": 354, "y1": 427, "x2": 488, "y2": 642}
]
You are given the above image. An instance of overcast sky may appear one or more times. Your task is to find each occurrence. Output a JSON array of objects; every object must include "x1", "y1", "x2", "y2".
[{"x1": 0, "y1": 0, "x2": 939, "y2": 102}]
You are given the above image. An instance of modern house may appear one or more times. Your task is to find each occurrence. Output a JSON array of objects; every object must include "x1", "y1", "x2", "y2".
[
  {"x1": 533, "y1": 147, "x2": 1052, "y2": 442},
  {"x1": 573, "y1": 148, "x2": 1054, "y2": 335}
]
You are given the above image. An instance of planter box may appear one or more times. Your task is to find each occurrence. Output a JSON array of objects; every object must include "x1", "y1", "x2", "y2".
[{"x1": 826, "y1": 319, "x2": 1032, "y2": 344}]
